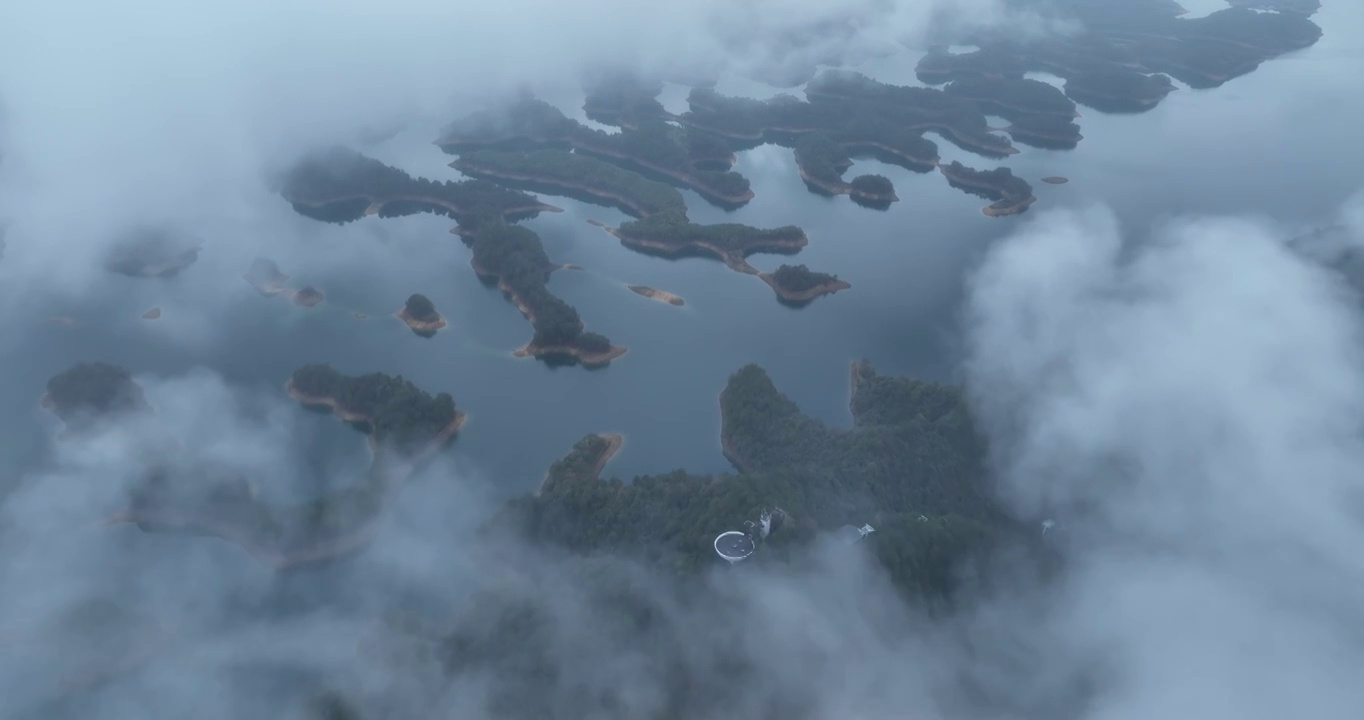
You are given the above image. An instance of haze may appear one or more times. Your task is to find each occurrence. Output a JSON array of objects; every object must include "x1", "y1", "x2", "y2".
[{"x1": 2, "y1": 0, "x2": 1364, "y2": 718}]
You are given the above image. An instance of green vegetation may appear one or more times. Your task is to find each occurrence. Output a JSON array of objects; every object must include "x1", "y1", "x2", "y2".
[
  {"x1": 403, "y1": 294, "x2": 437, "y2": 321},
  {"x1": 1064, "y1": 71, "x2": 1176, "y2": 113},
  {"x1": 503, "y1": 361, "x2": 1007, "y2": 598},
  {"x1": 454, "y1": 149, "x2": 686, "y2": 217},
  {"x1": 45, "y1": 362, "x2": 149, "y2": 425},
  {"x1": 1004, "y1": 113, "x2": 1083, "y2": 150},
  {"x1": 940, "y1": 161, "x2": 1034, "y2": 206},
  {"x1": 281, "y1": 146, "x2": 547, "y2": 224},
  {"x1": 769, "y1": 264, "x2": 841, "y2": 294},
  {"x1": 465, "y1": 220, "x2": 616, "y2": 355},
  {"x1": 614, "y1": 209, "x2": 806, "y2": 268},
  {"x1": 582, "y1": 75, "x2": 671, "y2": 128},
  {"x1": 849, "y1": 174, "x2": 895, "y2": 200},
  {"x1": 943, "y1": 76, "x2": 1077, "y2": 119},
  {"x1": 436, "y1": 94, "x2": 582, "y2": 151},
  {"x1": 792, "y1": 132, "x2": 852, "y2": 191},
  {"x1": 289, "y1": 363, "x2": 458, "y2": 454}
]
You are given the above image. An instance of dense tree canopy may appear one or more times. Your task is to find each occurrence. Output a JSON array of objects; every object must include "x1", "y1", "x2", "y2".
[
  {"x1": 290, "y1": 363, "x2": 457, "y2": 454},
  {"x1": 45, "y1": 362, "x2": 149, "y2": 424}
]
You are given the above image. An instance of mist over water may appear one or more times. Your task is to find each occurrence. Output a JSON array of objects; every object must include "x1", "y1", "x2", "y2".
[{"x1": 1, "y1": 0, "x2": 1363, "y2": 717}]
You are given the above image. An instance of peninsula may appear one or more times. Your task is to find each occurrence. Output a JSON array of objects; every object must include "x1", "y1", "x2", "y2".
[
  {"x1": 395, "y1": 293, "x2": 447, "y2": 335},
  {"x1": 280, "y1": 145, "x2": 560, "y2": 225},
  {"x1": 469, "y1": 221, "x2": 626, "y2": 367},
  {"x1": 452, "y1": 148, "x2": 686, "y2": 218},
  {"x1": 937, "y1": 161, "x2": 1036, "y2": 217},
  {"x1": 759, "y1": 264, "x2": 851, "y2": 305},
  {"x1": 792, "y1": 133, "x2": 899, "y2": 208}
]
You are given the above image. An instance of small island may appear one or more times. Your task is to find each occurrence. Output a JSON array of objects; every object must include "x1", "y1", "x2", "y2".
[
  {"x1": 937, "y1": 161, "x2": 1036, "y2": 217},
  {"x1": 395, "y1": 293, "x2": 447, "y2": 336},
  {"x1": 291, "y1": 286, "x2": 325, "y2": 307},
  {"x1": 627, "y1": 285, "x2": 685, "y2": 307},
  {"x1": 759, "y1": 263, "x2": 851, "y2": 305},
  {"x1": 42, "y1": 362, "x2": 150, "y2": 431},
  {"x1": 141, "y1": 308, "x2": 161, "y2": 320},
  {"x1": 1042, "y1": 176, "x2": 1069, "y2": 185},
  {"x1": 103, "y1": 228, "x2": 201, "y2": 278}
]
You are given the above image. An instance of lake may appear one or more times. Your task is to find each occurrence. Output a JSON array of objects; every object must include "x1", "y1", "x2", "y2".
[{"x1": 3, "y1": 2, "x2": 1362, "y2": 505}]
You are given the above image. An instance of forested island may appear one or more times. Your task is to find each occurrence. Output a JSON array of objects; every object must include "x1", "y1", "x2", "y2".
[
  {"x1": 41, "y1": 362, "x2": 150, "y2": 431},
  {"x1": 916, "y1": 5, "x2": 1320, "y2": 101},
  {"x1": 759, "y1": 263, "x2": 852, "y2": 305},
  {"x1": 590, "y1": 213, "x2": 807, "y2": 276},
  {"x1": 280, "y1": 145, "x2": 561, "y2": 225},
  {"x1": 395, "y1": 293, "x2": 446, "y2": 336},
  {"x1": 502, "y1": 360, "x2": 1012, "y2": 601},
  {"x1": 102, "y1": 228, "x2": 201, "y2": 278},
  {"x1": 104, "y1": 365, "x2": 465, "y2": 570},
  {"x1": 792, "y1": 133, "x2": 899, "y2": 208},
  {"x1": 938, "y1": 161, "x2": 1036, "y2": 216}
]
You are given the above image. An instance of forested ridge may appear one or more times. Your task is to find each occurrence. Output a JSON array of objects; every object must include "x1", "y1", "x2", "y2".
[
  {"x1": 502, "y1": 361, "x2": 1009, "y2": 597},
  {"x1": 290, "y1": 363, "x2": 458, "y2": 454}
]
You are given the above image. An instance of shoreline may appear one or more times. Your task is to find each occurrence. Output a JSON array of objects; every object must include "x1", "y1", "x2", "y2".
[
  {"x1": 536, "y1": 432, "x2": 624, "y2": 495},
  {"x1": 627, "y1": 285, "x2": 685, "y2": 307},
  {"x1": 394, "y1": 306, "x2": 448, "y2": 333},
  {"x1": 717, "y1": 386, "x2": 754, "y2": 474},
  {"x1": 757, "y1": 273, "x2": 852, "y2": 303},
  {"x1": 936, "y1": 163, "x2": 1036, "y2": 218},
  {"x1": 513, "y1": 341, "x2": 628, "y2": 367},
  {"x1": 573, "y1": 144, "x2": 755, "y2": 206},
  {"x1": 451, "y1": 161, "x2": 655, "y2": 219},
  {"x1": 589, "y1": 220, "x2": 806, "y2": 276}
]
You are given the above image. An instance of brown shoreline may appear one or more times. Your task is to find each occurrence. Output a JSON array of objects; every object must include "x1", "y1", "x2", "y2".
[
  {"x1": 512, "y1": 341, "x2": 628, "y2": 367},
  {"x1": 757, "y1": 273, "x2": 852, "y2": 303},
  {"x1": 589, "y1": 220, "x2": 807, "y2": 276},
  {"x1": 451, "y1": 161, "x2": 654, "y2": 219},
  {"x1": 537, "y1": 432, "x2": 624, "y2": 495},
  {"x1": 628, "y1": 285, "x2": 686, "y2": 306},
  {"x1": 395, "y1": 307, "x2": 447, "y2": 333},
  {"x1": 936, "y1": 163, "x2": 1037, "y2": 218}
]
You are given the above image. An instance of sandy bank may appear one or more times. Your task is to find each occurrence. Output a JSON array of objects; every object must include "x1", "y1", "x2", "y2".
[
  {"x1": 395, "y1": 307, "x2": 447, "y2": 333},
  {"x1": 628, "y1": 285, "x2": 685, "y2": 306},
  {"x1": 757, "y1": 273, "x2": 852, "y2": 303},
  {"x1": 1041, "y1": 176, "x2": 1069, "y2": 185},
  {"x1": 513, "y1": 341, "x2": 628, "y2": 367}
]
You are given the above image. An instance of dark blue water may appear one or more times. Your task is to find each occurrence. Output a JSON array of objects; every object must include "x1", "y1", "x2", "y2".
[{"x1": 2, "y1": 4, "x2": 1362, "y2": 504}]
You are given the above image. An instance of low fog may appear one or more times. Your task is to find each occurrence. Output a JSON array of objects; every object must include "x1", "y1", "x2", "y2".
[
  {"x1": 3, "y1": 202, "x2": 1364, "y2": 717},
  {"x1": 4, "y1": 0, "x2": 1364, "y2": 717}
]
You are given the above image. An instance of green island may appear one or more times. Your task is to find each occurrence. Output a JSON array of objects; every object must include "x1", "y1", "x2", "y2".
[
  {"x1": 280, "y1": 145, "x2": 561, "y2": 225},
  {"x1": 501, "y1": 360, "x2": 1013, "y2": 599},
  {"x1": 916, "y1": 5, "x2": 1320, "y2": 101},
  {"x1": 581, "y1": 74, "x2": 673, "y2": 130},
  {"x1": 759, "y1": 263, "x2": 852, "y2": 305},
  {"x1": 937, "y1": 161, "x2": 1037, "y2": 217},
  {"x1": 440, "y1": 128, "x2": 845, "y2": 305},
  {"x1": 41, "y1": 362, "x2": 150, "y2": 432},
  {"x1": 467, "y1": 220, "x2": 625, "y2": 366},
  {"x1": 102, "y1": 227, "x2": 202, "y2": 279},
  {"x1": 395, "y1": 293, "x2": 446, "y2": 336},
  {"x1": 102, "y1": 364, "x2": 464, "y2": 569},
  {"x1": 280, "y1": 148, "x2": 623, "y2": 367},
  {"x1": 591, "y1": 211, "x2": 807, "y2": 276}
]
